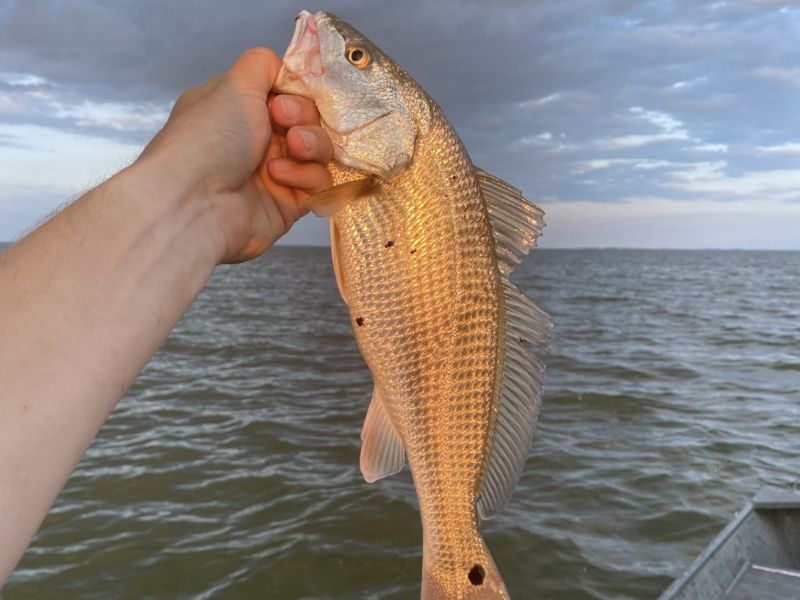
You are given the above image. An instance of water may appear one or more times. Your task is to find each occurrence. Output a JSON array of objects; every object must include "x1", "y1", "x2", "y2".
[{"x1": 4, "y1": 247, "x2": 800, "y2": 599}]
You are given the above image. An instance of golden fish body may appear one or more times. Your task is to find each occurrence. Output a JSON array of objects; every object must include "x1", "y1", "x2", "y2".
[
  {"x1": 276, "y1": 11, "x2": 550, "y2": 599},
  {"x1": 333, "y1": 107, "x2": 502, "y2": 595}
]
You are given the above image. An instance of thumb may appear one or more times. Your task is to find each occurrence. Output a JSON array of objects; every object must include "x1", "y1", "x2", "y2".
[{"x1": 228, "y1": 47, "x2": 282, "y2": 95}]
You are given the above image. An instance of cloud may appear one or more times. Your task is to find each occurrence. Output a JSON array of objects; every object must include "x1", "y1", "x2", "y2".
[
  {"x1": 0, "y1": 72, "x2": 169, "y2": 142},
  {"x1": 667, "y1": 167, "x2": 800, "y2": 203},
  {"x1": 517, "y1": 93, "x2": 563, "y2": 109},
  {"x1": 519, "y1": 132, "x2": 555, "y2": 145},
  {"x1": 753, "y1": 66, "x2": 800, "y2": 87},
  {"x1": 672, "y1": 76, "x2": 709, "y2": 89},
  {"x1": 574, "y1": 159, "x2": 679, "y2": 174},
  {"x1": 756, "y1": 142, "x2": 800, "y2": 155},
  {"x1": 693, "y1": 143, "x2": 729, "y2": 153},
  {"x1": 0, "y1": 0, "x2": 799, "y2": 247},
  {"x1": 0, "y1": 72, "x2": 47, "y2": 86},
  {"x1": 597, "y1": 107, "x2": 690, "y2": 149}
]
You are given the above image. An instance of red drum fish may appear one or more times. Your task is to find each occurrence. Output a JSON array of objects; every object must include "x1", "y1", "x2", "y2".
[{"x1": 275, "y1": 11, "x2": 550, "y2": 599}]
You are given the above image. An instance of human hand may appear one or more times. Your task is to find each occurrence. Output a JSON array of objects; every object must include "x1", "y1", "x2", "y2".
[{"x1": 139, "y1": 47, "x2": 333, "y2": 264}]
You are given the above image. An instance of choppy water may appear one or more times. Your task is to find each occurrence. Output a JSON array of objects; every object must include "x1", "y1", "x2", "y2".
[{"x1": 4, "y1": 247, "x2": 800, "y2": 599}]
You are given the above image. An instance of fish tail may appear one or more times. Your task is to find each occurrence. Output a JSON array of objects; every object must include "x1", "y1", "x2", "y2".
[{"x1": 421, "y1": 537, "x2": 510, "y2": 599}]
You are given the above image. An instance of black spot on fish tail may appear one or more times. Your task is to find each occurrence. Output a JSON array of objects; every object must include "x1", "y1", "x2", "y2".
[
  {"x1": 355, "y1": 317, "x2": 364, "y2": 327},
  {"x1": 468, "y1": 565, "x2": 485, "y2": 586},
  {"x1": 410, "y1": 248, "x2": 417, "y2": 254},
  {"x1": 385, "y1": 240, "x2": 394, "y2": 248}
]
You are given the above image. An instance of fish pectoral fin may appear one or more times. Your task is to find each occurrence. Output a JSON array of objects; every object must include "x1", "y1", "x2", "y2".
[
  {"x1": 329, "y1": 218, "x2": 348, "y2": 304},
  {"x1": 360, "y1": 386, "x2": 405, "y2": 483},
  {"x1": 300, "y1": 177, "x2": 377, "y2": 217}
]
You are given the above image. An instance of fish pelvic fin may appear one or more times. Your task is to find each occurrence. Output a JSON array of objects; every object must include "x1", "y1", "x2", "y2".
[
  {"x1": 360, "y1": 386, "x2": 405, "y2": 482},
  {"x1": 421, "y1": 537, "x2": 510, "y2": 600}
]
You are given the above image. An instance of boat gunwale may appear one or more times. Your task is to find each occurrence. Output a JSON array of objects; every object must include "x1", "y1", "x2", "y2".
[
  {"x1": 658, "y1": 502, "x2": 755, "y2": 599},
  {"x1": 658, "y1": 486, "x2": 800, "y2": 600}
]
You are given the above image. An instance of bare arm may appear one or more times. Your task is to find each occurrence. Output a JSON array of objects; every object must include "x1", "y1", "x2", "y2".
[{"x1": 0, "y1": 47, "x2": 333, "y2": 584}]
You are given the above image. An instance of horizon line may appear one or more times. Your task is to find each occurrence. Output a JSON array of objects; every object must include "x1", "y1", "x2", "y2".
[{"x1": 2, "y1": 241, "x2": 800, "y2": 252}]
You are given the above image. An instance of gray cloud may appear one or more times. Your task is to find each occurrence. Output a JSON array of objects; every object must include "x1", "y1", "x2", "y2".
[
  {"x1": 1, "y1": 0, "x2": 800, "y2": 246},
  {"x1": 0, "y1": 132, "x2": 31, "y2": 149}
]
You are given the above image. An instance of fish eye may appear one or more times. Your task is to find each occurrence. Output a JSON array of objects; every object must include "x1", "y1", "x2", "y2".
[{"x1": 346, "y1": 45, "x2": 371, "y2": 68}]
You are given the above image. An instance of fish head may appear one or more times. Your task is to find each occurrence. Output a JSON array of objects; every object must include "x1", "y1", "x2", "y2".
[{"x1": 276, "y1": 10, "x2": 423, "y2": 181}]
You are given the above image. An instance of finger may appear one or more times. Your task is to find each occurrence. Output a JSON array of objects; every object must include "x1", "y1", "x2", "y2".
[
  {"x1": 270, "y1": 94, "x2": 321, "y2": 127},
  {"x1": 286, "y1": 126, "x2": 333, "y2": 164},
  {"x1": 267, "y1": 158, "x2": 333, "y2": 194},
  {"x1": 228, "y1": 47, "x2": 282, "y2": 96}
]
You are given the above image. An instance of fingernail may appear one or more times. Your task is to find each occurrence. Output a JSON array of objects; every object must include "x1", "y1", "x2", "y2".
[
  {"x1": 279, "y1": 95, "x2": 300, "y2": 120},
  {"x1": 297, "y1": 129, "x2": 315, "y2": 152}
]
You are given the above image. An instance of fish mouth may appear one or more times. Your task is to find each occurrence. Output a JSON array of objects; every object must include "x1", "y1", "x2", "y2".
[{"x1": 282, "y1": 10, "x2": 325, "y2": 79}]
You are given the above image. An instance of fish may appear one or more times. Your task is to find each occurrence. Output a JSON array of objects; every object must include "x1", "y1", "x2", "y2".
[{"x1": 275, "y1": 11, "x2": 551, "y2": 599}]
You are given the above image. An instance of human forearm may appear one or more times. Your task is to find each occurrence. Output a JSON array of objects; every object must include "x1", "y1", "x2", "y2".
[
  {"x1": 0, "y1": 156, "x2": 221, "y2": 583},
  {"x1": 0, "y1": 47, "x2": 333, "y2": 587}
]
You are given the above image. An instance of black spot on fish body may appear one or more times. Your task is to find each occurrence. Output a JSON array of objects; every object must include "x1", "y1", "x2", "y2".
[
  {"x1": 356, "y1": 317, "x2": 364, "y2": 327},
  {"x1": 410, "y1": 248, "x2": 417, "y2": 254},
  {"x1": 468, "y1": 565, "x2": 485, "y2": 586},
  {"x1": 385, "y1": 240, "x2": 394, "y2": 248}
]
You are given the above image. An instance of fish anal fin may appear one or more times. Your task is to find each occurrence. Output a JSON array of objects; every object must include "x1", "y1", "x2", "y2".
[
  {"x1": 301, "y1": 177, "x2": 376, "y2": 217},
  {"x1": 478, "y1": 286, "x2": 551, "y2": 519},
  {"x1": 360, "y1": 387, "x2": 405, "y2": 483}
]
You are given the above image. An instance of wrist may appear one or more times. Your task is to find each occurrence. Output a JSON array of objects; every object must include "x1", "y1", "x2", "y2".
[{"x1": 116, "y1": 154, "x2": 228, "y2": 267}]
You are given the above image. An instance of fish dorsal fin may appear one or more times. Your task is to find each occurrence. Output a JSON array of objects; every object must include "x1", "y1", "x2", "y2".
[
  {"x1": 301, "y1": 177, "x2": 376, "y2": 217},
  {"x1": 360, "y1": 386, "x2": 405, "y2": 483},
  {"x1": 476, "y1": 168, "x2": 552, "y2": 520},
  {"x1": 477, "y1": 168, "x2": 545, "y2": 275},
  {"x1": 329, "y1": 218, "x2": 348, "y2": 304}
]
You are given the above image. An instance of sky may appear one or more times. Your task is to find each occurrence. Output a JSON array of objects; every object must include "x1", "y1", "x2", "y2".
[{"x1": 1, "y1": 0, "x2": 799, "y2": 248}]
